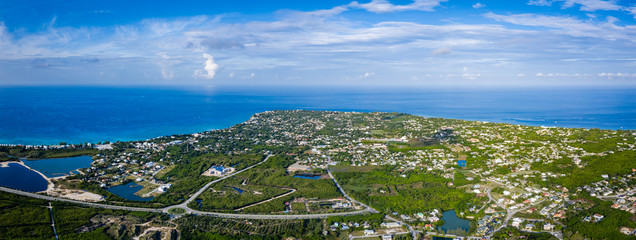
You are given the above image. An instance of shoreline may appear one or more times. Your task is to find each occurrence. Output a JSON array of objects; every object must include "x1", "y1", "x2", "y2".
[{"x1": 1, "y1": 106, "x2": 635, "y2": 147}]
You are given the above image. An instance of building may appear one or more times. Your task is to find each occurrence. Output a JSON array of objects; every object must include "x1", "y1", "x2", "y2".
[
  {"x1": 364, "y1": 229, "x2": 375, "y2": 236},
  {"x1": 382, "y1": 234, "x2": 393, "y2": 240},
  {"x1": 593, "y1": 213, "x2": 604, "y2": 222},
  {"x1": 525, "y1": 223, "x2": 534, "y2": 231},
  {"x1": 457, "y1": 160, "x2": 467, "y2": 167},
  {"x1": 381, "y1": 222, "x2": 402, "y2": 228},
  {"x1": 204, "y1": 165, "x2": 235, "y2": 177},
  {"x1": 544, "y1": 223, "x2": 555, "y2": 231}
]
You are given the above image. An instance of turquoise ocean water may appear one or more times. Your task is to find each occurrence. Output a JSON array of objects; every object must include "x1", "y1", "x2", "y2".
[{"x1": 1, "y1": 86, "x2": 634, "y2": 145}]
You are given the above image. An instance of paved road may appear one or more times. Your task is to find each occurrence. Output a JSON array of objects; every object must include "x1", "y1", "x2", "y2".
[
  {"x1": 0, "y1": 186, "x2": 165, "y2": 213},
  {"x1": 180, "y1": 154, "x2": 274, "y2": 207},
  {"x1": 0, "y1": 154, "x2": 374, "y2": 220},
  {"x1": 327, "y1": 167, "x2": 378, "y2": 214},
  {"x1": 49, "y1": 202, "x2": 59, "y2": 240},
  {"x1": 234, "y1": 187, "x2": 296, "y2": 211},
  {"x1": 328, "y1": 166, "x2": 417, "y2": 239}
]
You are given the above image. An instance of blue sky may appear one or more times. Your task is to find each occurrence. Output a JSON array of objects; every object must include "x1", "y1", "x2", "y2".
[{"x1": 1, "y1": 0, "x2": 635, "y2": 87}]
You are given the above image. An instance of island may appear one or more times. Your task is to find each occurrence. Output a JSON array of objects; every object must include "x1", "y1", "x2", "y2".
[{"x1": 0, "y1": 110, "x2": 634, "y2": 240}]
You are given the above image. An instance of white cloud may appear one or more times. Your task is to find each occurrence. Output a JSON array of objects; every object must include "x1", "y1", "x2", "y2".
[
  {"x1": 432, "y1": 47, "x2": 452, "y2": 55},
  {"x1": 473, "y1": 3, "x2": 486, "y2": 9},
  {"x1": 561, "y1": 0, "x2": 621, "y2": 11},
  {"x1": 536, "y1": 72, "x2": 589, "y2": 77},
  {"x1": 598, "y1": 72, "x2": 636, "y2": 78},
  {"x1": 517, "y1": 73, "x2": 526, "y2": 77},
  {"x1": 527, "y1": 0, "x2": 554, "y2": 6},
  {"x1": 0, "y1": 2, "x2": 634, "y2": 87},
  {"x1": 483, "y1": 12, "x2": 633, "y2": 41},
  {"x1": 528, "y1": 0, "x2": 623, "y2": 12},
  {"x1": 161, "y1": 69, "x2": 174, "y2": 79},
  {"x1": 348, "y1": 0, "x2": 447, "y2": 13},
  {"x1": 462, "y1": 72, "x2": 480, "y2": 79},
  {"x1": 194, "y1": 53, "x2": 219, "y2": 79},
  {"x1": 360, "y1": 72, "x2": 376, "y2": 78},
  {"x1": 628, "y1": 6, "x2": 636, "y2": 19}
]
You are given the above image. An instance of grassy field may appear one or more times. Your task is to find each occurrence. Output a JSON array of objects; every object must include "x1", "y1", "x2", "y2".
[
  {"x1": 192, "y1": 177, "x2": 291, "y2": 211},
  {"x1": 333, "y1": 167, "x2": 483, "y2": 215},
  {"x1": 0, "y1": 191, "x2": 166, "y2": 240},
  {"x1": 210, "y1": 155, "x2": 346, "y2": 214},
  {"x1": 133, "y1": 179, "x2": 160, "y2": 197}
]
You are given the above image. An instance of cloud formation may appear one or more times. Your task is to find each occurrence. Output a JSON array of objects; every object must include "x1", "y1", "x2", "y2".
[
  {"x1": 473, "y1": 3, "x2": 486, "y2": 9},
  {"x1": 194, "y1": 53, "x2": 219, "y2": 79},
  {"x1": 348, "y1": 0, "x2": 447, "y2": 13},
  {"x1": 0, "y1": 1, "x2": 634, "y2": 87}
]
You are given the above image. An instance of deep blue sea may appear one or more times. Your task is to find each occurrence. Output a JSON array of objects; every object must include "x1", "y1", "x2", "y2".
[{"x1": 0, "y1": 86, "x2": 635, "y2": 145}]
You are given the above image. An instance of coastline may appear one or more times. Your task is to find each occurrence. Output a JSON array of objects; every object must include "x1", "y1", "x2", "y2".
[{"x1": 1, "y1": 87, "x2": 635, "y2": 146}]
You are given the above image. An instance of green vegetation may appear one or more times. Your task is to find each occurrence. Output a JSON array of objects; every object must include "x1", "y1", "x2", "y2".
[
  {"x1": 193, "y1": 177, "x2": 290, "y2": 211},
  {"x1": 492, "y1": 227, "x2": 558, "y2": 240},
  {"x1": 177, "y1": 215, "x2": 333, "y2": 239},
  {"x1": 333, "y1": 166, "x2": 482, "y2": 214},
  {"x1": 534, "y1": 150, "x2": 636, "y2": 189},
  {"x1": 453, "y1": 170, "x2": 480, "y2": 186},
  {"x1": 153, "y1": 154, "x2": 263, "y2": 205},
  {"x1": 211, "y1": 155, "x2": 344, "y2": 214},
  {"x1": 2, "y1": 110, "x2": 635, "y2": 239},
  {"x1": 168, "y1": 207, "x2": 186, "y2": 215},
  {"x1": 327, "y1": 213, "x2": 385, "y2": 228},
  {"x1": 0, "y1": 193, "x2": 53, "y2": 239},
  {"x1": 0, "y1": 145, "x2": 98, "y2": 160},
  {"x1": 563, "y1": 194, "x2": 636, "y2": 240},
  {"x1": 388, "y1": 142, "x2": 446, "y2": 152},
  {"x1": 0, "y1": 191, "x2": 167, "y2": 240}
]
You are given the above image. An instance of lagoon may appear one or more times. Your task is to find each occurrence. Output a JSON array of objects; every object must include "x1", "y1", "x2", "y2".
[
  {"x1": 0, "y1": 163, "x2": 48, "y2": 192},
  {"x1": 22, "y1": 156, "x2": 93, "y2": 178},
  {"x1": 106, "y1": 182, "x2": 154, "y2": 202}
]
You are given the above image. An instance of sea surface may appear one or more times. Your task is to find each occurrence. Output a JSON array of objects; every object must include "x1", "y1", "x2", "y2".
[
  {"x1": 22, "y1": 156, "x2": 93, "y2": 178},
  {"x1": 1, "y1": 86, "x2": 635, "y2": 145},
  {"x1": 0, "y1": 163, "x2": 48, "y2": 192}
]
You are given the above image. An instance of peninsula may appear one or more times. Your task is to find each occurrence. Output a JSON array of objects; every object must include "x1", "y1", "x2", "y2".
[{"x1": 0, "y1": 110, "x2": 634, "y2": 240}]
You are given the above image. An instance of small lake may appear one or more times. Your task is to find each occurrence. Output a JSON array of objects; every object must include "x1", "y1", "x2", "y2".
[
  {"x1": 231, "y1": 187, "x2": 244, "y2": 194},
  {"x1": 22, "y1": 156, "x2": 93, "y2": 178},
  {"x1": 106, "y1": 182, "x2": 154, "y2": 202},
  {"x1": 293, "y1": 174, "x2": 321, "y2": 180},
  {"x1": 439, "y1": 210, "x2": 471, "y2": 233},
  {"x1": 0, "y1": 163, "x2": 48, "y2": 192}
]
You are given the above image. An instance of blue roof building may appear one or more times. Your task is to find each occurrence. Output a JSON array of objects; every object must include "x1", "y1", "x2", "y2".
[{"x1": 458, "y1": 160, "x2": 467, "y2": 167}]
